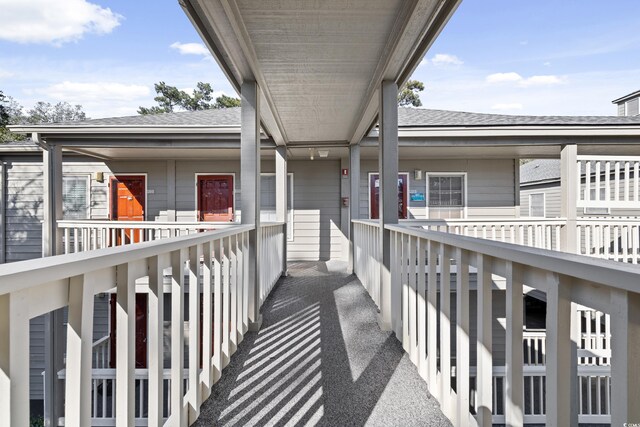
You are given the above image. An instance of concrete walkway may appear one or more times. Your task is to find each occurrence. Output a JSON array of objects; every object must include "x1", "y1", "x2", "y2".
[{"x1": 194, "y1": 261, "x2": 451, "y2": 427}]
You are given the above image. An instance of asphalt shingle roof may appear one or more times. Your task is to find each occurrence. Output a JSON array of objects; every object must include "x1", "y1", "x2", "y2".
[
  {"x1": 34, "y1": 107, "x2": 640, "y2": 128},
  {"x1": 520, "y1": 159, "x2": 561, "y2": 184}
]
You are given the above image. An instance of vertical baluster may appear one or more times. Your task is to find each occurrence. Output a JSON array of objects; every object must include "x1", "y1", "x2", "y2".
[
  {"x1": 440, "y1": 244, "x2": 452, "y2": 419},
  {"x1": 213, "y1": 239, "x2": 223, "y2": 383},
  {"x1": 476, "y1": 253, "x2": 492, "y2": 427},
  {"x1": 427, "y1": 240, "x2": 438, "y2": 400},
  {"x1": 595, "y1": 161, "x2": 601, "y2": 202},
  {"x1": 64, "y1": 228, "x2": 70, "y2": 254},
  {"x1": 229, "y1": 236, "x2": 238, "y2": 356},
  {"x1": 545, "y1": 272, "x2": 578, "y2": 425},
  {"x1": 610, "y1": 290, "x2": 640, "y2": 425},
  {"x1": 408, "y1": 235, "x2": 418, "y2": 362},
  {"x1": 401, "y1": 234, "x2": 409, "y2": 343},
  {"x1": 505, "y1": 261, "x2": 524, "y2": 426},
  {"x1": 585, "y1": 161, "x2": 592, "y2": 202},
  {"x1": 170, "y1": 249, "x2": 186, "y2": 425},
  {"x1": 417, "y1": 238, "x2": 427, "y2": 379},
  {"x1": 635, "y1": 162, "x2": 639, "y2": 202},
  {"x1": 614, "y1": 226, "x2": 620, "y2": 261},
  {"x1": 242, "y1": 232, "x2": 249, "y2": 334},
  {"x1": 456, "y1": 248, "x2": 470, "y2": 425},
  {"x1": 0, "y1": 292, "x2": 31, "y2": 427},
  {"x1": 187, "y1": 244, "x2": 202, "y2": 422},
  {"x1": 624, "y1": 162, "x2": 631, "y2": 201},
  {"x1": 235, "y1": 234, "x2": 244, "y2": 344},
  {"x1": 201, "y1": 241, "x2": 213, "y2": 395},
  {"x1": 615, "y1": 162, "x2": 621, "y2": 202},
  {"x1": 148, "y1": 255, "x2": 166, "y2": 427},
  {"x1": 222, "y1": 237, "x2": 230, "y2": 367}
]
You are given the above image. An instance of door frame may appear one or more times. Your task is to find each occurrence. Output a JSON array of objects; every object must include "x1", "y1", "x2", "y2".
[
  {"x1": 367, "y1": 172, "x2": 410, "y2": 219},
  {"x1": 260, "y1": 172, "x2": 295, "y2": 241},
  {"x1": 425, "y1": 171, "x2": 468, "y2": 219},
  {"x1": 194, "y1": 173, "x2": 236, "y2": 222},
  {"x1": 108, "y1": 173, "x2": 148, "y2": 221}
]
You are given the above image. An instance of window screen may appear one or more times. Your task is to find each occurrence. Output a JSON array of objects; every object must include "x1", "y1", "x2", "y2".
[
  {"x1": 428, "y1": 175, "x2": 464, "y2": 207},
  {"x1": 529, "y1": 193, "x2": 545, "y2": 217},
  {"x1": 63, "y1": 176, "x2": 89, "y2": 219}
]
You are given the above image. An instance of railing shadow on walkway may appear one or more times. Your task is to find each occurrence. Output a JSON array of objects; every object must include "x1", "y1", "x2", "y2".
[{"x1": 194, "y1": 261, "x2": 450, "y2": 427}]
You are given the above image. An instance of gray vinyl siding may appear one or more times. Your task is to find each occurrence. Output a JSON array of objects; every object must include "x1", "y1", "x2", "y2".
[
  {"x1": 288, "y1": 160, "x2": 343, "y2": 260},
  {"x1": 359, "y1": 159, "x2": 516, "y2": 219},
  {"x1": 521, "y1": 184, "x2": 562, "y2": 218}
]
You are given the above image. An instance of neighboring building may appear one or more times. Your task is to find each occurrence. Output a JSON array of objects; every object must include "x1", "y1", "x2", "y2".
[{"x1": 613, "y1": 89, "x2": 640, "y2": 116}]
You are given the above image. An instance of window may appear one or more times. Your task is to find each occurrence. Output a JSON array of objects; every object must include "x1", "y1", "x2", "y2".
[
  {"x1": 260, "y1": 173, "x2": 294, "y2": 240},
  {"x1": 428, "y1": 175, "x2": 464, "y2": 207},
  {"x1": 63, "y1": 175, "x2": 89, "y2": 219},
  {"x1": 627, "y1": 98, "x2": 639, "y2": 116},
  {"x1": 528, "y1": 193, "x2": 545, "y2": 218}
]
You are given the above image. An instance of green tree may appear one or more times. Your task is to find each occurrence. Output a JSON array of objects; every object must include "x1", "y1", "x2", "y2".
[
  {"x1": 138, "y1": 81, "x2": 240, "y2": 114},
  {"x1": 398, "y1": 79, "x2": 425, "y2": 107}
]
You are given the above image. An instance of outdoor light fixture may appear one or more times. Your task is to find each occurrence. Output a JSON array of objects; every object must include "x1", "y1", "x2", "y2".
[
  {"x1": 414, "y1": 169, "x2": 423, "y2": 180},
  {"x1": 318, "y1": 150, "x2": 329, "y2": 158}
]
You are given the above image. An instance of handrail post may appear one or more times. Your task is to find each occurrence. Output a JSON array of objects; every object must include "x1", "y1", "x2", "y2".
[
  {"x1": 505, "y1": 261, "x2": 524, "y2": 426},
  {"x1": 561, "y1": 144, "x2": 578, "y2": 253},
  {"x1": 378, "y1": 80, "x2": 399, "y2": 331},
  {"x1": 275, "y1": 146, "x2": 288, "y2": 276},
  {"x1": 349, "y1": 144, "x2": 361, "y2": 273},
  {"x1": 241, "y1": 80, "x2": 262, "y2": 330}
]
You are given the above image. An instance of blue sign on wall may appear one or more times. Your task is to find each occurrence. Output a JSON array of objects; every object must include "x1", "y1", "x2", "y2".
[{"x1": 410, "y1": 192, "x2": 425, "y2": 202}]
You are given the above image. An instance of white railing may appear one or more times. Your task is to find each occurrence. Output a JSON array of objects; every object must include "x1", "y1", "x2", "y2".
[
  {"x1": 57, "y1": 220, "x2": 237, "y2": 254},
  {"x1": 259, "y1": 222, "x2": 285, "y2": 307},
  {"x1": 57, "y1": 368, "x2": 189, "y2": 426},
  {"x1": 353, "y1": 220, "x2": 640, "y2": 426},
  {"x1": 0, "y1": 225, "x2": 265, "y2": 426},
  {"x1": 577, "y1": 155, "x2": 640, "y2": 209},
  {"x1": 92, "y1": 335, "x2": 111, "y2": 369},
  {"x1": 577, "y1": 217, "x2": 640, "y2": 263},
  {"x1": 353, "y1": 221, "x2": 381, "y2": 307},
  {"x1": 403, "y1": 218, "x2": 565, "y2": 251}
]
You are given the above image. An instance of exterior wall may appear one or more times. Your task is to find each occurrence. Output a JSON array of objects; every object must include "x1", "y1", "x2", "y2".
[{"x1": 359, "y1": 159, "x2": 517, "y2": 219}]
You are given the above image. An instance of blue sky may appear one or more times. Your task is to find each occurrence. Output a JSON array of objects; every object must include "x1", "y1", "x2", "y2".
[{"x1": 1, "y1": 0, "x2": 639, "y2": 118}]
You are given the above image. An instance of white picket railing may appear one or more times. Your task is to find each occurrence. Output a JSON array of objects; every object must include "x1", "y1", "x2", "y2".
[
  {"x1": 577, "y1": 217, "x2": 640, "y2": 263},
  {"x1": 577, "y1": 155, "x2": 640, "y2": 208},
  {"x1": 57, "y1": 220, "x2": 238, "y2": 254},
  {"x1": 0, "y1": 224, "x2": 284, "y2": 427},
  {"x1": 259, "y1": 222, "x2": 286, "y2": 307},
  {"x1": 92, "y1": 335, "x2": 111, "y2": 369},
  {"x1": 353, "y1": 220, "x2": 381, "y2": 307},
  {"x1": 352, "y1": 220, "x2": 640, "y2": 426},
  {"x1": 404, "y1": 218, "x2": 565, "y2": 251}
]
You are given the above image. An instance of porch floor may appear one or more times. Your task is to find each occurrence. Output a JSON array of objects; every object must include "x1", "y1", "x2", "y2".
[{"x1": 194, "y1": 261, "x2": 450, "y2": 426}]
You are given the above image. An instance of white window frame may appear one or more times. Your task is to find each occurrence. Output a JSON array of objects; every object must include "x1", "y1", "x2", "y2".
[
  {"x1": 425, "y1": 172, "x2": 467, "y2": 218},
  {"x1": 528, "y1": 192, "x2": 546, "y2": 218},
  {"x1": 63, "y1": 174, "x2": 91, "y2": 220},
  {"x1": 260, "y1": 172, "x2": 295, "y2": 241},
  {"x1": 367, "y1": 172, "x2": 410, "y2": 219}
]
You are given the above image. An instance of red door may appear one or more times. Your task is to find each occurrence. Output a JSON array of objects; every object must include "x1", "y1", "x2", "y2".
[
  {"x1": 370, "y1": 174, "x2": 408, "y2": 219},
  {"x1": 110, "y1": 175, "x2": 145, "y2": 243},
  {"x1": 109, "y1": 294, "x2": 148, "y2": 368},
  {"x1": 198, "y1": 175, "x2": 234, "y2": 222}
]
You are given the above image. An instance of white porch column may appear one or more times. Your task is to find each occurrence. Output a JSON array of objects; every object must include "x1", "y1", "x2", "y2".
[
  {"x1": 378, "y1": 80, "x2": 399, "y2": 331},
  {"x1": 349, "y1": 144, "x2": 360, "y2": 272},
  {"x1": 241, "y1": 80, "x2": 262, "y2": 330},
  {"x1": 560, "y1": 144, "x2": 578, "y2": 253},
  {"x1": 41, "y1": 139, "x2": 65, "y2": 427},
  {"x1": 275, "y1": 145, "x2": 288, "y2": 275}
]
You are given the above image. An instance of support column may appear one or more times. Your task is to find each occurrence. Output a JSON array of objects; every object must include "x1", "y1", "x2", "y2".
[
  {"x1": 275, "y1": 146, "x2": 288, "y2": 275},
  {"x1": 241, "y1": 80, "x2": 262, "y2": 330},
  {"x1": 378, "y1": 80, "x2": 399, "y2": 331},
  {"x1": 42, "y1": 140, "x2": 65, "y2": 427},
  {"x1": 349, "y1": 144, "x2": 360, "y2": 272},
  {"x1": 560, "y1": 144, "x2": 578, "y2": 253},
  {"x1": 340, "y1": 155, "x2": 349, "y2": 264}
]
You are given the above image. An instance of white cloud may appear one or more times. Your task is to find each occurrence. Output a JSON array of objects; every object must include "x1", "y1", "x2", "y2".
[
  {"x1": 486, "y1": 72, "x2": 565, "y2": 87},
  {"x1": 431, "y1": 53, "x2": 463, "y2": 66},
  {"x1": 42, "y1": 81, "x2": 150, "y2": 103},
  {"x1": 0, "y1": 68, "x2": 13, "y2": 79},
  {"x1": 0, "y1": 0, "x2": 122, "y2": 45},
  {"x1": 486, "y1": 72, "x2": 524, "y2": 84},
  {"x1": 170, "y1": 42, "x2": 211, "y2": 57},
  {"x1": 491, "y1": 103, "x2": 524, "y2": 111}
]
